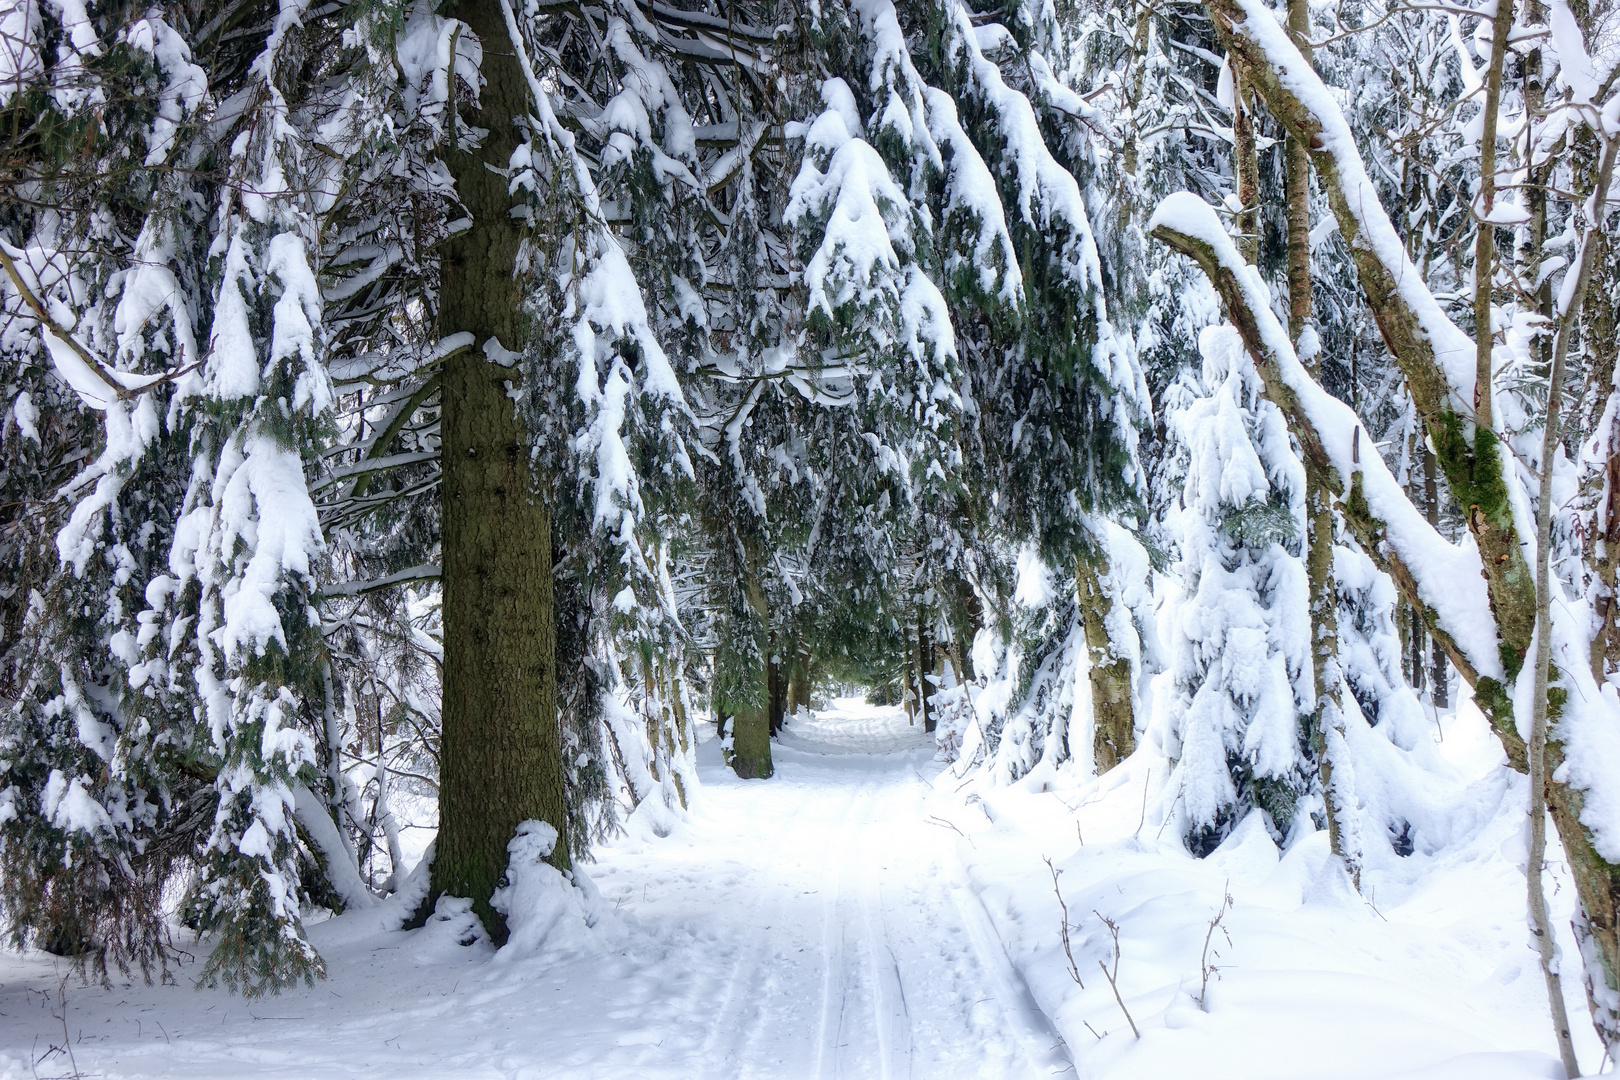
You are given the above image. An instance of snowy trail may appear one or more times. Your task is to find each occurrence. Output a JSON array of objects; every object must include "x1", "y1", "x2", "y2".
[{"x1": 0, "y1": 700, "x2": 1066, "y2": 1080}]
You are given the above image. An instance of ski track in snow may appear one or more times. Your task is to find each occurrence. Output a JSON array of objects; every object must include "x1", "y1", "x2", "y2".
[{"x1": 0, "y1": 700, "x2": 1061, "y2": 1080}]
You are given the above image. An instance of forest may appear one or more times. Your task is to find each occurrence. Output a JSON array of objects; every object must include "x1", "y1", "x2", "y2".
[{"x1": 1, "y1": 0, "x2": 1619, "y2": 1075}]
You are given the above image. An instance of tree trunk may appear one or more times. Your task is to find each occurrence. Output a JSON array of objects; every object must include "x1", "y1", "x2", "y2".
[
  {"x1": 1424, "y1": 446, "x2": 1448, "y2": 707},
  {"x1": 1527, "y1": 139, "x2": 1582, "y2": 1071},
  {"x1": 1284, "y1": 0, "x2": 1312, "y2": 338},
  {"x1": 727, "y1": 573, "x2": 774, "y2": 779},
  {"x1": 1077, "y1": 555, "x2": 1135, "y2": 771},
  {"x1": 1306, "y1": 459, "x2": 1359, "y2": 886},
  {"x1": 1233, "y1": 70, "x2": 1260, "y2": 266},
  {"x1": 1471, "y1": 0, "x2": 1515, "y2": 438},
  {"x1": 767, "y1": 645, "x2": 786, "y2": 736},
  {"x1": 1278, "y1": 33, "x2": 1358, "y2": 882},
  {"x1": 788, "y1": 649, "x2": 811, "y2": 714},
  {"x1": 916, "y1": 613, "x2": 936, "y2": 734},
  {"x1": 429, "y1": 0, "x2": 570, "y2": 943},
  {"x1": 731, "y1": 704, "x2": 773, "y2": 779}
]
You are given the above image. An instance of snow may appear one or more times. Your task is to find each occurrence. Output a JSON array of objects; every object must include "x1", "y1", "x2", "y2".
[
  {"x1": 212, "y1": 430, "x2": 324, "y2": 658},
  {"x1": 0, "y1": 698, "x2": 1597, "y2": 1078},
  {"x1": 1146, "y1": 191, "x2": 1502, "y2": 682},
  {"x1": 0, "y1": 701, "x2": 1050, "y2": 1079},
  {"x1": 40, "y1": 769, "x2": 114, "y2": 835},
  {"x1": 1547, "y1": 0, "x2": 1598, "y2": 105},
  {"x1": 946, "y1": 693, "x2": 1606, "y2": 1079},
  {"x1": 121, "y1": 15, "x2": 206, "y2": 165},
  {"x1": 0, "y1": 0, "x2": 40, "y2": 109},
  {"x1": 10, "y1": 389, "x2": 37, "y2": 442}
]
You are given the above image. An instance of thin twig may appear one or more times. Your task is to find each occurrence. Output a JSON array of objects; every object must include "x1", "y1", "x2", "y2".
[
  {"x1": 1093, "y1": 911, "x2": 1140, "y2": 1039},
  {"x1": 1198, "y1": 883, "x2": 1234, "y2": 1011},
  {"x1": 1135, "y1": 768, "x2": 1151, "y2": 835},
  {"x1": 1044, "y1": 857, "x2": 1084, "y2": 988}
]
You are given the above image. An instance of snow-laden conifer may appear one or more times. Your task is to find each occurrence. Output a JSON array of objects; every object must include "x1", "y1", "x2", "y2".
[{"x1": 1155, "y1": 324, "x2": 1312, "y2": 852}]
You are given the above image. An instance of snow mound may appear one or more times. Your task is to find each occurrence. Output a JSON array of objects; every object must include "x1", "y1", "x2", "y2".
[{"x1": 491, "y1": 820, "x2": 617, "y2": 962}]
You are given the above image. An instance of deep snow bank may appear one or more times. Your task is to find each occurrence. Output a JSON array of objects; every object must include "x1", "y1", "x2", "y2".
[{"x1": 936, "y1": 693, "x2": 1601, "y2": 1079}]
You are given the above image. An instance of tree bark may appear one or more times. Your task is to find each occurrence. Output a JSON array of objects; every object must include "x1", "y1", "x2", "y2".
[
  {"x1": 428, "y1": 0, "x2": 570, "y2": 943},
  {"x1": 1284, "y1": 0, "x2": 1312, "y2": 337},
  {"x1": 1527, "y1": 194, "x2": 1582, "y2": 1080},
  {"x1": 727, "y1": 573, "x2": 774, "y2": 779},
  {"x1": 767, "y1": 640, "x2": 786, "y2": 736},
  {"x1": 1425, "y1": 445, "x2": 1449, "y2": 707},
  {"x1": 1305, "y1": 459, "x2": 1358, "y2": 886},
  {"x1": 1077, "y1": 555, "x2": 1134, "y2": 772},
  {"x1": 916, "y1": 613, "x2": 936, "y2": 734},
  {"x1": 1232, "y1": 70, "x2": 1260, "y2": 266},
  {"x1": 787, "y1": 647, "x2": 811, "y2": 714},
  {"x1": 731, "y1": 703, "x2": 773, "y2": 779},
  {"x1": 1471, "y1": 0, "x2": 1515, "y2": 438}
]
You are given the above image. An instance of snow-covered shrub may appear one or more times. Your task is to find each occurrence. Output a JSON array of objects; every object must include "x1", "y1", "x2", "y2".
[{"x1": 1157, "y1": 325, "x2": 1312, "y2": 854}]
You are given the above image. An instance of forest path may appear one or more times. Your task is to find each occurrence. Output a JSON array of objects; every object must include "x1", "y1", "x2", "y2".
[
  {"x1": 0, "y1": 699, "x2": 1068, "y2": 1080},
  {"x1": 584, "y1": 697, "x2": 1068, "y2": 1079}
]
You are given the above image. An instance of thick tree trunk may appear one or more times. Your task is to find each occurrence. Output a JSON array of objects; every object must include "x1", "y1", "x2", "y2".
[
  {"x1": 1077, "y1": 555, "x2": 1135, "y2": 772},
  {"x1": 429, "y1": 0, "x2": 570, "y2": 943},
  {"x1": 727, "y1": 573, "x2": 774, "y2": 779},
  {"x1": 731, "y1": 704, "x2": 773, "y2": 779}
]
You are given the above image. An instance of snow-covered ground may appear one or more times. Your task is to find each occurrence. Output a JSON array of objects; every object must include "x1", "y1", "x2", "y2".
[
  {"x1": 942, "y1": 694, "x2": 1606, "y2": 1080},
  {"x1": 0, "y1": 699, "x2": 1055, "y2": 1080},
  {"x1": 0, "y1": 696, "x2": 1598, "y2": 1079}
]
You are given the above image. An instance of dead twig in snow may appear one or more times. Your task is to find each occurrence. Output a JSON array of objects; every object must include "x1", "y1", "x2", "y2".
[
  {"x1": 1044, "y1": 857, "x2": 1084, "y2": 988},
  {"x1": 1134, "y1": 769, "x2": 1151, "y2": 835},
  {"x1": 1094, "y1": 911, "x2": 1140, "y2": 1039},
  {"x1": 36, "y1": 972, "x2": 84, "y2": 1080},
  {"x1": 1198, "y1": 883, "x2": 1234, "y2": 1011}
]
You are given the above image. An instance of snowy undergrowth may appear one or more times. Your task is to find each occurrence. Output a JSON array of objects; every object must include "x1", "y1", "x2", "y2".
[{"x1": 939, "y1": 693, "x2": 1604, "y2": 1079}]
